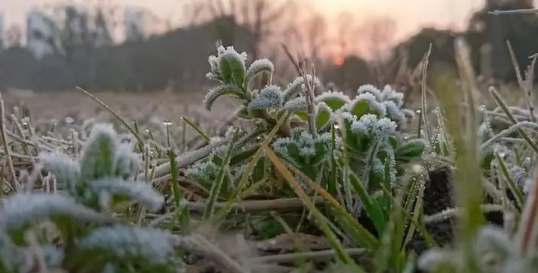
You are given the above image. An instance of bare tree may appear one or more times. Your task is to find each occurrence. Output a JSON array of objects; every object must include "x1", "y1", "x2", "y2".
[
  {"x1": 4, "y1": 25, "x2": 23, "y2": 48},
  {"x1": 192, "y1": 0, "x2": 298, "y2": 61},
  {"x1": 30, "y1": 1, "x2": 117, "y2": 61},
  {"x1": 357, "y1": 16, "x2": 397, "y2": 63}
]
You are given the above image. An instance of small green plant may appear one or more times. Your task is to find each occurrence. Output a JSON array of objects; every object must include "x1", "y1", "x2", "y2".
[{"x1": 0, "y1": 123, "x2": 186, "y2": 273}]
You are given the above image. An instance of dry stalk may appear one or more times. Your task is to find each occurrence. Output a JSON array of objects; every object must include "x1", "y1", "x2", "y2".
[{"x1": 0, "y1": 93, "x2": 19, "y2": 190}]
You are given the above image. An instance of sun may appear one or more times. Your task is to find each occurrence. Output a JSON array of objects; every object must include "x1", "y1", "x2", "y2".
[{"x1": 333, "y1": 56, "x2": 345, "y2": 66}]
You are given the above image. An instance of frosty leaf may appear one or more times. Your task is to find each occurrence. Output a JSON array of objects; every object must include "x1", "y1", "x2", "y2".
[
  {"x1": 395, "y1": 139, "x2": 427, "y2": 163},
  {"x1": 88, "y1": 179, "x2": 164, "y2": 212},
  {"x1": 39, "y1": 151, "x2": 80, "y2": 194},
  {"x1": 315, "y1": 91, "x2": 350, "y2": 111},
  {"x1": 383, "y1": 100, "x2": 406, "y2": 124},
  {"x1": 114, "y1": 142, "x2": 141, "y2": 180},
  {"x1": 380, "y1": 85, "x2": 405, "y2": 107},
  {"x1": 247, "y1": 85, "x2": 284, "y2": 112},
  {"x1": 235, "y1": 105, "x2": 254, "y2": 119},
  {"x1": 282, "y1": 75, "x2": 321, "y2": 102},
  {"x1": 186, "y1": 160, "x2": 220, "y2": 185},
  {"x1": 472, "y1": 226, "x2": 514, "y2": 269},
  {"x1": 349, "y1": 93, "x2": 387, "y2": 118},
  {"x1": 80, "y1": 123, "x2": 118, "y2": 181},
  {"x1": 78, "y1": 226, "x2": 184, "y2": 268},
  {"x1": 204, "y1": 84, "x2": 244, "y2": 111},
  {"x1": 282, "y1": 97, "x2": 307, "y2": 113},
  {"x1": 218, "y1": 47, "x2": 247, "y2": 86},
  {"x1": 417, "y1": 248, "x2": 457, "y2": 271},
  {"x1": 245, "y1": 59, "x2": 274, "y2": 88},
  {"x1": 357, "y1": 84, "x2": 382, "y2": 101},
  {"x1": 273, "y1": 130, "x2": 335, "y2": 171},
  {"x1": 315, "y1": 102, "x2": 333, "y2": 131},
  {"x1": 0, "y1": 193, "x2": 113, "y2": 232},
  {"x1": 402, "y1": 109, "x2": 416, "y2": 120}
]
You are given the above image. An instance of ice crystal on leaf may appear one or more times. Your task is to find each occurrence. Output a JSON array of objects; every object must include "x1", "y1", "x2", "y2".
[
  {"x1": 357, "y1": 84, "x2": 383, "y2": 101},
  {"x1": 273, "y1": 129, "x2": 339, "y2": 180},
  {"x1": 380, "y1": 84, "x2": 404, "y2": 107},
  {"x1": 245, "y1": 59, "x2": 274, "y2": 88},
  {"x1": 39, "y1": 151, "x2": 80, "y2": 194},
  {"x1": 247, "y1": 85, "x2": 284, "y2": 112},
  {"x1": 78, "y1": 226, "x2": 185, "y2": 269},
  {"x1": 0, "y1": 193, "x2": 112, "y2": 232},
  {"x1": 88, "y1": 179, "x2": 164, "y2": 212},
  {"x1": 282, "y1": 75, "x2": 321, "y2": 102},
  {"x1": 418, "y1": 226, "x2": 534, "y2": 273},
  {"x1": 206, "y1": 46, "x2": 247, "y2": 86}
]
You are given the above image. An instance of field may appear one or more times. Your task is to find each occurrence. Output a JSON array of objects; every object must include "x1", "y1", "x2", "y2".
[{"x1": 0, "y1": 44, "x2": 538, "y2": 273}]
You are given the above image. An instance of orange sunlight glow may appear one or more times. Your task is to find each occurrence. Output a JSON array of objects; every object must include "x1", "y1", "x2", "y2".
[{"x1": 333, "y1": 56, "x2": 345, "y2": 66}]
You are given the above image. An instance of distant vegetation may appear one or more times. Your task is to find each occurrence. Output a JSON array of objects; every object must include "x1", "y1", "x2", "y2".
[{"x1": 1, "y1": 0, "x2": 538, "y2": 93}]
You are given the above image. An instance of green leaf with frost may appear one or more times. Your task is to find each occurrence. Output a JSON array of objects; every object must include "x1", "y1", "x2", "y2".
[
  {"x1": 0, "y1": 193, "x2": 113, "y2": 234},
  {"x1": 235, "y1": 105, "x2": 253, "y2": 119},
  {"x1": 245, "y1": 59, "x2": 274, "y2": 88},
  {"x1": 77, "y1": 226, "x2": 184, "y2": 271},
  {"x1": 113, "y1": 142, "x2": 141, "y2": 180},
  {"x1": 39, "y1": 151, "x2": 80, "y2": 195},
  {"x1": 79, "y1": 123, "x2": 118, "y2": 181},
  {"x1": 383, "y1": 100, "x2": 406, "y2": 124},
  {"x1": 357, "y1": 84, "x2": 383, "y2": 101},
  {"x1": 282, "y1": 97, "x2": 307, "y2": 113},
  {"x1": 349, "y1": 93, "x2": 387, "y2": 118},
  {"x1": 395, "y1": 139, "x2": 427, "y2": 163},
  {"x1": 204, "y1": 84, "x2": 244, "y2": 111},
  {"x1": 380, "y1": 85, "x2": 405, "y2": 107},
  {"x1": 402, "y1": 109, "x2": 415, "y2": 120},
  {"x1": 315, "y1": 91, "x2": 350, "y2": 111},
  {"x1": 316, "y1": 102, "x2": 333, "y2": 131},
  {"x1": 88, "y1": 179, "x2": 164, "y2": 212},
  {"x1": 218, "y1": 48, "x2": 246, "y2": 86},
  {"x1": 247, "y1": 85, "x2": 283, "y2": 112},
  {"x1": 282, "y1": 75, "x2": 321, "y2": 102}
]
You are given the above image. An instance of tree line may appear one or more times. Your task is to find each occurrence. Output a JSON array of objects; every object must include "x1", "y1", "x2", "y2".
[{"x1": 0, "y1": 0, "x2": 537, "y2": 92}]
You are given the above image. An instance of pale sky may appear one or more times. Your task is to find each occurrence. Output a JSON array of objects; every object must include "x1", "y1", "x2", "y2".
[{"x1": 0, "y1": 0, "x2": 497, "y2": 42}]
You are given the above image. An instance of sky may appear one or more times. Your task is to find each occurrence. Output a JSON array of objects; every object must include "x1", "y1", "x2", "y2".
[{"x1": 0, "y1": 0, "x2": 492, "y2": 42}]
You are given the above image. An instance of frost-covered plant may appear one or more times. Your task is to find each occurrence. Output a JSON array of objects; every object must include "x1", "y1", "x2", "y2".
[
  {"x1": 0, "y1": 123, "x2": 185, "y2": 273},
  {"x1": 200, "y1": 44, "x2": 427, "y2": 226},
  {"x1": 185, "y1": 144, "x2": 253, "y2": 196},
  {"x1": 339, "y1": 112, "x2": 426, "y2": 192},
  {"x1": 273, "y1": 128, "x2": 340, "y2": 181},
  {"x1": 418, "y1": 225, "x2": 537, "y2": 273}
]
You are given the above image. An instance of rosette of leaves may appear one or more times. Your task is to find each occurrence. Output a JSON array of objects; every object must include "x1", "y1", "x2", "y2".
[
  {"x1": 339, "y1": 113, "x2": 426, "y2": 192},
  {"x1": 350, "y1": 84, "x2": 414, "y2": 125},
  {"x1": 39, "y1": 123, "x2": 163, "y2": 213},
  {"x1": 185, "y1": 144, "x2": 247, "y2": 197},
  {"x1": 0, "y1": 123, "x2": 185, "y2": 273},
  {"x1": 273, "y1": 128, "x2": 340, "y2": 185},
  {"x1": 203, "y1": 45, "x2": 275, "y2": 112}
]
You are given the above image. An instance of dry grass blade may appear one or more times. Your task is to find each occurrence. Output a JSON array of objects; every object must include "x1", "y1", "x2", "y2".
[
  {"x1": 517, "y1": 162, "x2": 538, "y2": 256},
  {"x1": 0, "y1": 93, "x2": 18, "y2": 191},
  {"x1": 187, "y1": 197, "x2": 324, "y2": 213},
  {"x1": 420, "y1": 44, "x2": 433, "y2": 142},
  {"x1": 76, "y1": 86, "x2": 145, "y2": 150},
  {"x1": 250, "y1": 248, "x2": 367, "y2": 264},
  {"x1": 136, "y1": 135, "x2": 233, "y2": 181},
  {"x1": 488, "y1": 8, "x2": 538, "y2": 15},
  {"x1": 189, "y1": 234, "x2": 250, "y2": 273},
  {"x1": 262, "y1": 143, "x2": 358, "y2": 265}
]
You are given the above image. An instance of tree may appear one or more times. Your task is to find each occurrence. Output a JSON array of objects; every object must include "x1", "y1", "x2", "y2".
[
  {"x1": 466, "y1": 0, "x2": 538, "y2": 81},
  {"x1": 30, "y1": 2, "x2": 116, "y2": 61},
  {"x1": 4, "y1": 25, "x2": 23, "y2": 48},
  {"x1": 191, "y1": 0, "x2": 297, "y2": 61}
]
